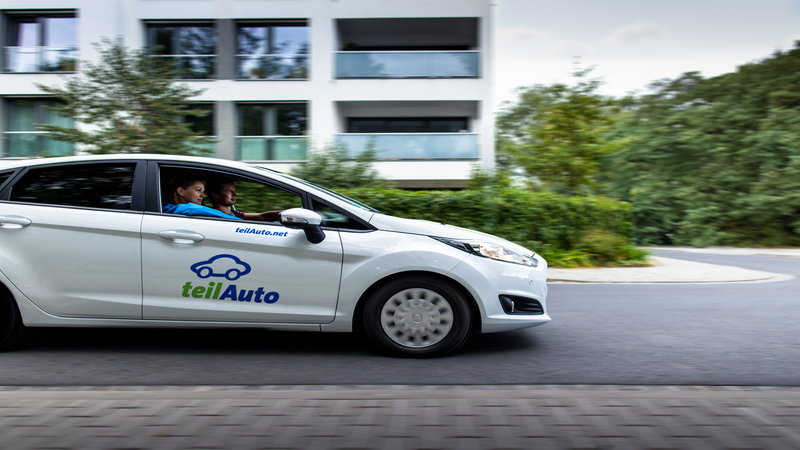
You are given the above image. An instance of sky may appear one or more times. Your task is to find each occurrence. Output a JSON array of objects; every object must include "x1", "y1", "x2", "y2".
[{"x1": 494, "y1": 0, "x2": 800, "y2": 105}]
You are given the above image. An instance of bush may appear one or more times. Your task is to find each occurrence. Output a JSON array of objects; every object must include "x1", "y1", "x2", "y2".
[
  {"x1": 573, "y1": 229, "x2": 650, "y2": 266},
  {"x1": 339, "y1": 186, "x2": 643, "y2": 267},
  {"x1": 290, "y1": 145, "x2": 386, "y2": 189}
]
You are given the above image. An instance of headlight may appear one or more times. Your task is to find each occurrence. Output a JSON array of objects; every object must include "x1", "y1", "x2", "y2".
[{"x1": 432, "y1": 237, "x2": 538, "y2": 267}]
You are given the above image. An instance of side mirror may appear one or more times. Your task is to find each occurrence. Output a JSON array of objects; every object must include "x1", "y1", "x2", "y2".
[{"x1": 280, "y1": 208, "x2": 326, "y2": 244}]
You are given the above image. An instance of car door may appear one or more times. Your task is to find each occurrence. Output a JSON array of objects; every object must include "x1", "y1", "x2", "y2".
[
  {"x1": 0, "y1": 161, "x2": 145, "y2": 319},
  {"x1": 140, "y1": 163, "x2": 343, "y2": 324}
]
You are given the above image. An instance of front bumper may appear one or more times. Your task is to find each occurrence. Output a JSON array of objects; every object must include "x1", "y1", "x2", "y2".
[{"x1": 447, "y1": 253, "x2": 550, "y2": 333}]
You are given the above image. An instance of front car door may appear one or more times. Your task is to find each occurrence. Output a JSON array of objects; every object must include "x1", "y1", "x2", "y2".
[
  {"x1": 0, "y1": 161, "x2": 145, "y2": 319},
  {"x1": 140, "y1": 162, "x2": 343, "y2": 324}
]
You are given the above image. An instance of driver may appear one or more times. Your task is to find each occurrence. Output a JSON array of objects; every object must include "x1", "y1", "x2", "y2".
[{"x1": 207, "y1": 179, "x2": 282, "y2": 222}]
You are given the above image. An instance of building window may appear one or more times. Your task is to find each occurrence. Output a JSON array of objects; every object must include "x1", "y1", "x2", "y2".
[
  {"x1": 147, "y1": 23, "x2": 216, "y2": 79},
  {"x1": 179, "y1": 103, "x2": 215, "y2": 155},
  {"x1": 237, "y1": 103, "x2": 307, "y2": 161},
  {"x1": 3, "y1": 99, "x2": 74, "y2": 157},
  {"x1": 3, "y1": 12, "x2": 77, "y2": 73},
  {"x1": 237, "y1": 22, "x2": 308, "y2": 79},
  {"x1": 348, "y1": 117, "x2": 469, "y2": 133}
]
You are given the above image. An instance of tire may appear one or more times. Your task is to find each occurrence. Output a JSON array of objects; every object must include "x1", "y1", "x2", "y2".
[
  {"x1": 0, "y1": 291, "x2": 25, "y2": 351},
  {"x1": 363, "y1": 276, "x2": 472, "y2": 358}
]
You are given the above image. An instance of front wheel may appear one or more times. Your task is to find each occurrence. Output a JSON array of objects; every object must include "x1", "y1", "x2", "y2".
[{"x1": 363, "y1": 276, "x2": 472, "y2": 358}]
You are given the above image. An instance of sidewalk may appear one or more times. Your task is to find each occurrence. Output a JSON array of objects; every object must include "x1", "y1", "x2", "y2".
[
  {"x1": 547, "y1": 247, "x2": 798, "y2": 284},
  {"x1": 1, "y1": 385, "x2": 799, "y2": 449}
]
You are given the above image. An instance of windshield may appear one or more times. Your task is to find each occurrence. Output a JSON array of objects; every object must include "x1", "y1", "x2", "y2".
[{"x1": 250, "y1": 165, "x2": 381, "y2": 213}]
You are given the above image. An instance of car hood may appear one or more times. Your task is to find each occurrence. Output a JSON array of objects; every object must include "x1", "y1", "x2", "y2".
[{"x1": 368, "y1": 214, "x2": 536, "y2": 255}]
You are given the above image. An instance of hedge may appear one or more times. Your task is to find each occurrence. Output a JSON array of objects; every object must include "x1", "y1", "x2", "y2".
[{"x1": 339, "y1": 187, "x2": 633, "y2": 253}]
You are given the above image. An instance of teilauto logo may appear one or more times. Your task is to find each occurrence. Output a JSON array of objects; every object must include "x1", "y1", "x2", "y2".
[
  {"x1": 181, "y1": 254, "x2": 279, "y2": 304},
  {"x1": 191, "y1": 254, "x2": 251, "y2": 281}
]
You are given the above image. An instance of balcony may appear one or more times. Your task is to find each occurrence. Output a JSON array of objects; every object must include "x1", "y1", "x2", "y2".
[
  {"x1": 153, "y1": 55, "x2": 216, "y2": 80},
  {"x1": 184, "y1": 141, "x2": 217, "y2": 157},
  {"x1": 3, "y1": 132, "x2": 73, "y2": 157},
  {"x1": 337, "y1": 133, "x2": 479, "y2": 160},
  {"x1": 237, "y1": 54, "x2": 308, "y2": 79},
  {"x1": 336, "y1": 51, "x2": 479, "y2": 79},
  {"x1": 238, "y1": 136, "x2": 308, "y2": 161},
  {"x1": 3, "y1": 46, "x2": 78, "y2": 73}
]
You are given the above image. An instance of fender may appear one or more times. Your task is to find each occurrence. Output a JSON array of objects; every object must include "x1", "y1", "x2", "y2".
[{"x1": 322, "y1": 230, "x2": 470, "y2": 332}]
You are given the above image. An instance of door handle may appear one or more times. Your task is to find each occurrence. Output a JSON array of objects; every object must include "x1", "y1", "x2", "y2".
[
  {"x1": 158, "y1": 230, "x2": 205, "y2": 244},
  {"x1": 0, "y1": 215, "x2": 32, "y2": 228}
]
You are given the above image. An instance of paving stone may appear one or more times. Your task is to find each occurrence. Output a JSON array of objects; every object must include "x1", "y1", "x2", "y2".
[{"x1": 0, "y1": 386, "x2": 799, "y2": 449}]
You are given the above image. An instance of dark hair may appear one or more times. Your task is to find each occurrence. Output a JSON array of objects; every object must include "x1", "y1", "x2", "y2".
[{"x1": 207, "y1": 178, "x2": 235, "y2": 197}]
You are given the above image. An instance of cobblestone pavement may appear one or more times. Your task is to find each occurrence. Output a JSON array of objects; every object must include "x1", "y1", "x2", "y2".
[{"x1": 1, "y1": 385, "x2": 799, "y2": 450}]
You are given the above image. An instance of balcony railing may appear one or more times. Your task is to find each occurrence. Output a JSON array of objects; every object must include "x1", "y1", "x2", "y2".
[
  {"x1": 336, "y1": 51, "x2": 479, "y2": 78},
  {"x1": 3, "y1": 46, "x2": 78, "y2": 73},
  {"x1": 3, "y1": 132, "x2": 74, "y2": 157},
  {"x1": 184, "y1": 140, "x2": 217, "y2": 157},
  {"x1": 337, "y1": 133, "x2": 479, "y2": 159},
  {"x1": 152, "y1": 55, "x2": 216, "y2": 79},
  {"x1": 238, "y1": 136, "x2": 308, "y2": 161},
  {"x1": 237, "y1": 54, "x2": 308, "y2": 79}
]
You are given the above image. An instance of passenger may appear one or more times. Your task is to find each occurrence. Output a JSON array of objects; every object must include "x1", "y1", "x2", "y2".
[
  {"x1": 207, "y1": 179, "x2": 282, "y2": 222},
  {"x1": 163, "y1": 178, "x2": 243, "y2": 220}
]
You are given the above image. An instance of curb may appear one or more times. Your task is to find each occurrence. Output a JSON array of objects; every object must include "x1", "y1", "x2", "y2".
[{"x1": 546, "y1": 255, "x2": 793, "y2": 284}]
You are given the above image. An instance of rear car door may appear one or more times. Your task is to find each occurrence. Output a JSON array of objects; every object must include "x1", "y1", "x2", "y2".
[{"x1": 0, "y1": 161, "x2": 145, "y2": 319}]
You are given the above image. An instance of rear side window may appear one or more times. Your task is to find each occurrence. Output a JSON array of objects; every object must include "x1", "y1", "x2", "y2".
[
  {"x1": 0, "y1": 171, "x2": 14, "y2": 191},
  {"x1": 9, "y1": 163, "x2": 136, "y2": 210}
]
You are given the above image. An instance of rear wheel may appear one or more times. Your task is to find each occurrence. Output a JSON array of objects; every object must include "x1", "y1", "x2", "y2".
[
  {"x1": 0, "y1": 292, "x2": 25, "y2": 350},
  {"x1": 364, "y1": 276, "x2": 472, "y2": 358}
]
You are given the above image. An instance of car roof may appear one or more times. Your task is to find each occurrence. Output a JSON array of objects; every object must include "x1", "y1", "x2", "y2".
[
  {"x1": 0, "y1": 154, "x2": 249, "y2": 170},
  {"x1": 0, "y1": 154, "x2": 378, "y2": 222}
]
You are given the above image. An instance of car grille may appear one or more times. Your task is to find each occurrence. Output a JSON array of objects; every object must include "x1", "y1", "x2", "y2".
[{"x1": 498, "y1": 295, "x2": 544, "y2": 315}]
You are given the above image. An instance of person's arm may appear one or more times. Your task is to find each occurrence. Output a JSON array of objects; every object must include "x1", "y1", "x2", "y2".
[
  {"x1": 173, "y1": 203, "x2": 244, "y2": 220},
  {"x1": 242, "y1": 211, "x2": 282, "y2": 222}
]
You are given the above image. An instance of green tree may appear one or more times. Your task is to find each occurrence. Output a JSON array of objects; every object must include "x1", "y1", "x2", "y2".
[
  {"x1": 290, "y1": 144, "x2": 385, "y2": 189},
  {"x1": 606, "y1": 43, "x2": 800, "y2": 246},
  {"x1": 36, "y1": 38, "x2": 213, "y2": 155},
  {"x1": 496, "y1": 70, "x2": 629, "y2": 196}
]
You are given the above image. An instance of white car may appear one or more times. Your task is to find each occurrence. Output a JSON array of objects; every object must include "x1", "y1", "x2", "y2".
[{"x1": 0, "y1": 155, "x2": 549, "y2": 357}]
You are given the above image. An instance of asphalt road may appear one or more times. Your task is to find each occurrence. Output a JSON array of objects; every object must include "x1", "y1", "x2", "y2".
[{"x1": 1, "y1": 250, "x2": 799, "y2": 386}]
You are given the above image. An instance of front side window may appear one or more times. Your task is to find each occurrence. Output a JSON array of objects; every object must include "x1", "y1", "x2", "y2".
[
  {"x1": 237, "y1": 103, "x2": 307, "y2": 161},
  {"x1": 158, "y1": 166, "x2": 302, "y2": 218},
  {"x1": 310, "y1": 199, "x2": 369, "y2": 230},
  {"x1": 9, "y1": 163, "x2": 136, "y2": 210},
  {"x1": 237, "y1": 22, "x2": 308, "y2": 79},
  {"x1": 147, "y1": 23, "x2": 216, "y2": 79},
  {"x1": 3, "y1": 12, "x2": 78, "y2": 73},
  {"x1": 4, "y1": 99, "x2": 74, "y2": 157}
]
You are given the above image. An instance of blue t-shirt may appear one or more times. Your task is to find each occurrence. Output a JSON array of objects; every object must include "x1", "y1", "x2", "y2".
[{"x1": 163, "y1": 203, "x2": 243, "y2": 220}]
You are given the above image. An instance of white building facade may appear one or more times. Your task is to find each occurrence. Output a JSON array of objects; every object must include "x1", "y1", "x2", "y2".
[{"x1": 0, "y1": 0, "x2": 496, "y2": 188}]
